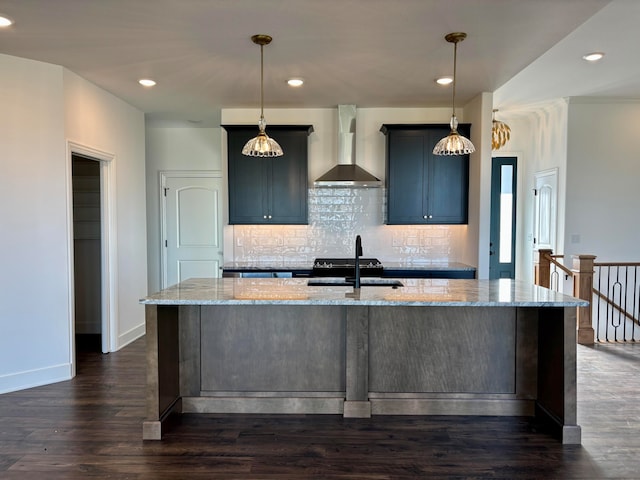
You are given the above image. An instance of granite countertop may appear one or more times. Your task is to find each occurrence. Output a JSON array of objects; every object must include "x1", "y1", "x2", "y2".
[{"x1": 141, "y1": 277, "x2": 587, "y2": 307}]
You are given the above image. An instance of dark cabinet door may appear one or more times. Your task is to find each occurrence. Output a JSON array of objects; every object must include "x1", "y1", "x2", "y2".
[
  {"x1": 269, "y1": 130, "x2": 308, "y2": 223},
  {"x1": 382, "y1": 124, "x2": 470, "y2": 225},
  {"x1": 427, "y1": 126, "x2": 469, "y2": 224},
  {"x1": 386, "y1": 130, "x2": 427, "y2": 223},
  {"x1": 226, "y1": 125, "x2": 312, "y2": 225}
]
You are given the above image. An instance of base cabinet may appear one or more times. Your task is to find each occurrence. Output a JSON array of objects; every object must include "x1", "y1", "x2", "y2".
[{"x1": 381, "y1": 124, "x2": 470, "y2": 225}]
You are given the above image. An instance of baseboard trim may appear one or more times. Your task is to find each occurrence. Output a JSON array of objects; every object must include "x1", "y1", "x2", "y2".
[
  {"x1": 183, "y1": 396, "x2": 345, "y2": 414},
  {"x1": 0, "y1": 362, "x2": 72, "y2": 394},
  {"x1": 117, "y1": 323, "x2": 145, "y2": 351}
]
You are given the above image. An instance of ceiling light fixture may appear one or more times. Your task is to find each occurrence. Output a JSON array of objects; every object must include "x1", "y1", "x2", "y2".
[
  {"x1": 491, "y1": 109, "x2": 511, "y2": 151},
  {"x1": 582, "y1": 52, "x2": 605, "y2": 62},
  {"x1": 139, "y1": 79, "x2": 156, "y2": 87},
  {"x1": 0, "y1": 15, "x2": 14, "y2": 27},
  {"x1": 242, "y1": 34, "x2": 283, "y2": 157},
  {"x1": 433, "y1": 32, "x2": 475, "y2": 156},
  {"x1": 287, "y1": 78, "x2": 304, "y2": 87},
  {"x1": 436, "y1": 76, "x2": 453, "y2": 86}
]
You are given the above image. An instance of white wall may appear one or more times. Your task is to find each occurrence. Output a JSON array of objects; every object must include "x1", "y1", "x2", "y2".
[
  {"x1": 0, "y1": 54, "x2": 69, "y2": 393},
  {"x1": 496, "y1": 99, "x2": 569, "y2": 283},
  {"x1": 0, "y1": 54, "x2": 146, "y2": 394},
  {"x1": 497, "y1": 97, "x2": 640, "y2": 283},
  {"x1": 565, "y1": 98, "x2": 640, "y2": 262},
  {"x1": 464, "y1": 93, "x2": 493, "y2": 278},
  {"x1": 145, "y1": 127, "x2": 222, "y2": 293},
  {"x1": 64, "y1": 69, "x2": 147, "y2": 350}
]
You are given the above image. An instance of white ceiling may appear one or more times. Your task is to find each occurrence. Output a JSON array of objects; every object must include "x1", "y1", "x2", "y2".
[{"x1": 1, "y1": 0, "x2": 636, "y2": 126}]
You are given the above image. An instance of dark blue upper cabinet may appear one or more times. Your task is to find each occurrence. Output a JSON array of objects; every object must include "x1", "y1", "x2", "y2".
[
  {"x1": 224, "y1": 125, "x2": 313, "y2": 225},
  {"x1": 381, "y1": 124, "x2": 470, "y2": 225}
]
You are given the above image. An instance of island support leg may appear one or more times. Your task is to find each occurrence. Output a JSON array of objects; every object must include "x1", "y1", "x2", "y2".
[
  {"x1": 536, "y1": 306, "x2": 581, "y2": 444},
  {"x1": 344, "y1": 306, "x2": 371, "y2": 418},
  {"x1": 143, "y1": 305, "x2": 182, "y2": 440}
]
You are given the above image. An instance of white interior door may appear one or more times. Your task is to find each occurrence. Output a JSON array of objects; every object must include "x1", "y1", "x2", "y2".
[
  {"x1": 161, "y1": 173, "x2": 223, "y2": 288},
  {"x1": 533, "y1": 168, "x2": 558, "y2": 251}
]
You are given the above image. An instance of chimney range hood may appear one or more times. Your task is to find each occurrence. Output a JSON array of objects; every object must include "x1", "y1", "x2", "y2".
[{"x1": 314, "y1": 105, "x2": 382, "y2": 188}]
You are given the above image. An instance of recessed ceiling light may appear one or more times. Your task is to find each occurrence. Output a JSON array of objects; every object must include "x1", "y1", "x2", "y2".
[
  {"x1": 0, "y1": 15, "x2": 14, "y2": 27},
  {"x1": 582, "y1": 52, "x2": 605, "y2": 62},
  {"x1": 287, "y1": 78, "x2": 304, "y2": 87},
  {"x1": 139, "y1": 79, "x2": 156, "y2": 87},
  {"x1": 436, "y1": 76, "x2": 453, "y2": 86}
]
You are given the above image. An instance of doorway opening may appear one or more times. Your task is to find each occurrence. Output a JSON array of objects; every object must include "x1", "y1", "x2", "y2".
[
  {"x1": 68, "y1": 142, "x2": 116, "y2": 374},
  {"x1": 72, "y1": 155, "x2": 102, "y2": 353},
  {"x1": 489, "y1": 157, "x2": 517, "y2": 279}
]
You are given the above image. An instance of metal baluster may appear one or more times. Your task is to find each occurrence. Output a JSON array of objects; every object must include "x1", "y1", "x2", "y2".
[
  {"x1": 596, "y1": 265, "x2": 602, "y2": 342},
  {"x1": 612, "y1": 267, "x2": 622, "y2": 342}
]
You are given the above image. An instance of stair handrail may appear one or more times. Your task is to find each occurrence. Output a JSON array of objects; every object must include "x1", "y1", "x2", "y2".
[
  {"x1": 592, "y1": 288, "x2": 639, "y2": 326},
  {"x1": 548, "y1": 254, "x2": 573, "y2": 278}
]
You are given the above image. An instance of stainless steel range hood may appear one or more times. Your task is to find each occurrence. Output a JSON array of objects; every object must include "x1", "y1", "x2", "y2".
[{"x1": 314, "y1": 105, "x2": 382, "y2": 188}]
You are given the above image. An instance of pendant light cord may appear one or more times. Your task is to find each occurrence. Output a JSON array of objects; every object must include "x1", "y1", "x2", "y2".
[
  {"x1": 260, "y1": 43, "x2": 265, "y2": 121},
  {"x1": 451, "y1": 40, "x2": 457, "y2": 119}
]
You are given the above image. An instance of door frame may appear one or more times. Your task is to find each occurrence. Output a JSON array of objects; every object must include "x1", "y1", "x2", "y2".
[
  {"x1": 159, "y1": 170, "x2": 223, "y2": 289},
  {"x1": 66, "y1": 141, "x2": 117, "y2": 369}
]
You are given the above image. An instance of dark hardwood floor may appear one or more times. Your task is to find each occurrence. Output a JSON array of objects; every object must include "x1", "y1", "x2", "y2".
[{"x1": 1, "y1": 338, "x2": 639, "y2": 479}]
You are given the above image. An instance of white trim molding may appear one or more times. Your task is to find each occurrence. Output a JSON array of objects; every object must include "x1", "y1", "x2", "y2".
[{"x1": 66, "y1": 141, "x2": 118, "y2": 367}]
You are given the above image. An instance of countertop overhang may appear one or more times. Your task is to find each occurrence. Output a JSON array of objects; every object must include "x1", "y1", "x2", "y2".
[{"x1": 141, "y1": 277, "x2": 588, "y2": 308}]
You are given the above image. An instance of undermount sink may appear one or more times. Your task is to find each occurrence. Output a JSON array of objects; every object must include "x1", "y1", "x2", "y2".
[{"x1": 307, "y1": 278, "x2": 403, "y2": 288}]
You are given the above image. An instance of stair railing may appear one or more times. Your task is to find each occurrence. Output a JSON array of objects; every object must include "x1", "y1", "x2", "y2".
[
  {"x1": 534, "y1": 249, "x2": 595, "y2": 345},
  {"x1": 535, "y1": 250, "x2": 640, "y2": 344}
]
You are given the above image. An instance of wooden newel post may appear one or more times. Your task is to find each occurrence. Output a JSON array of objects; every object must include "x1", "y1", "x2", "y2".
[
  {"x1": 572, "y1": 254, "x2": 596, "y2": 345},
  {"x1": 534, "y1": 249, "x2": 553, "y2": 288}
]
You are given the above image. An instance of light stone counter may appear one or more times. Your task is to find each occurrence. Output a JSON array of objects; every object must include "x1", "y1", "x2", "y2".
[
  {"x1": 141, "y1": 277, "x2": 587, "y2": 307},
  {"x1": 142, "y1": 278, "x2": 585, "y2": 445}
]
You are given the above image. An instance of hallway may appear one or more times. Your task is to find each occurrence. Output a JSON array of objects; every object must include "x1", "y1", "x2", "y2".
[{"x1": 0, "y1": 338, "x2": 638, "y2": 479}]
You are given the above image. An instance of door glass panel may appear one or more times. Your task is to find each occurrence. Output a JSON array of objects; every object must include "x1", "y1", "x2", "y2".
[
  {"x1": 499, "y1": 165, "x2": 513, "y2": 263},
  {"x1": 538, "y1": 185, "x2": 552, "y2": 246}
]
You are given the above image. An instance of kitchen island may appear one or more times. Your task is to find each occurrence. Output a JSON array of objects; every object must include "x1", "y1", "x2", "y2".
[{"x1": 141, "y1": 277, "x2": 587, "y2": 443}]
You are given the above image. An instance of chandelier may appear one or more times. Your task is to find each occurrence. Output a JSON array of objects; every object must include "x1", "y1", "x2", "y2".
[{"x1": 491, "y1": 109, "x2": 511, "y2": 151}]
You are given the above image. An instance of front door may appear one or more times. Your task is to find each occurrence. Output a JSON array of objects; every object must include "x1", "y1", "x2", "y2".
[
  {"x1": 489, "y1": 157, "x2": 517, "y2": 279},
  {"x1": 161, "y1": 173, "x2": 224, "y2": 288}
]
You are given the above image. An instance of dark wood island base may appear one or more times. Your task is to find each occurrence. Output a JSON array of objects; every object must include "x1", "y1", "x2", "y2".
[{"x1": 141, "y1": 278, "x2": 585, "y2": 444}]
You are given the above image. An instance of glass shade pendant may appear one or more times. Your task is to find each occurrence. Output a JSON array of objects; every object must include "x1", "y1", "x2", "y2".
[
  {"x1": 433, "y1": 32, "x2": 475, "y2": 156},
  {"x1": 491, "y1": 109, "x2": 511, "y2": 151},
  {"x1": 242, "y1": 34, "x2": 283, "y2": 157}
]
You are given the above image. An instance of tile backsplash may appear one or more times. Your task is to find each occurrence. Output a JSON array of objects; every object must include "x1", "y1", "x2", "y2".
[{"x1": 227, "y1": 188, "x2": 467, "y2": 263}]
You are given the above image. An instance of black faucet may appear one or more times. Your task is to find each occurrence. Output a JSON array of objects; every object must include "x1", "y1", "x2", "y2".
[{"x1": 354, "y1": 235, "x2": 363, "y2": 289}]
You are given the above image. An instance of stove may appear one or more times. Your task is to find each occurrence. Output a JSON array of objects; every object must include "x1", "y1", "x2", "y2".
[{"x1": 312, "y1": 257, "x2": 384, "y2": 277}]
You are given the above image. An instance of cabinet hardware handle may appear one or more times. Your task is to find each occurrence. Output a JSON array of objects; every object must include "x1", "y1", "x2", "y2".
[
  {"x1": 428, "y1": 215, "x2": 433, "y2": 219},
  {"x1": 268, "y1": 215, "x2": 272, "y2": 219},
  {"x1": 423, "y1": 215, "x2": 428, "y2": 219},
  {"x1": 263, "y1": 215, "x2": 267, "y2": 219}
]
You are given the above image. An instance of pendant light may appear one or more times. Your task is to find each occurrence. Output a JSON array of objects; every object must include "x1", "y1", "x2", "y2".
[
  {"x1": 242, "y1": 34, "x2": 283, "y2": 157},
  {"x1": 433, "y1": 32, "x2": 475, "y2": 156},
  {"x1": 491, "y1": 109, "x2": 511, "y2": 151}
]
